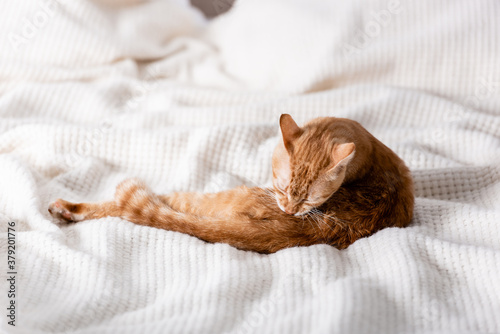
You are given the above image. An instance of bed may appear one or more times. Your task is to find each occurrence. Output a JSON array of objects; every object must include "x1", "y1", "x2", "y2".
[{"x1": 1, "y1": 0, "x2": 499, "y2": 333}]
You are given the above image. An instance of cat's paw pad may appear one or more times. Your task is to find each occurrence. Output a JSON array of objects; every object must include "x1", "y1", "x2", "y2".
[{"x1": 48, "y1": 199, "x2": 82, "y2": 222}]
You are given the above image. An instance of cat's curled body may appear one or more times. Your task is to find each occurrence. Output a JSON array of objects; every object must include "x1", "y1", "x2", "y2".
[{"x1": 49, "y1": 115, "x2": 414, "y2": 254}]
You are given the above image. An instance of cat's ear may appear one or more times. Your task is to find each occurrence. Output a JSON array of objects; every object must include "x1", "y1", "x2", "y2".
[
  {"x1": 279, "y1": 114, "x2": 303, "y2": 152},
  {"x1": 326, "y1": 142, "x2": 356, "y2": 181}
]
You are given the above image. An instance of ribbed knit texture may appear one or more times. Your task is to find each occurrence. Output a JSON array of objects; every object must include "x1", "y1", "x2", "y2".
[{"x1": 0, "y1": 0, "x2": 499, "y2": 333}]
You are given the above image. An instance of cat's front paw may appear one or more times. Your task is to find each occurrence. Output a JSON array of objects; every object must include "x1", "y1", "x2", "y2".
[{"x1": 48, "y1": 199, "x2": 82, "y2": 222}]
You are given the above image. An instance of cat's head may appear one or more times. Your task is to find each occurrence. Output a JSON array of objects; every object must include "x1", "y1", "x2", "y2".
[{"x1": 272, "y1": 114, "x2": 356, "y2": 216}]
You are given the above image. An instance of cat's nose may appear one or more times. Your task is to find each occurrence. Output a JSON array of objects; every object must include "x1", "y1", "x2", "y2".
[{"x1": 284, "y1": 208, "x2": 295, "y2": 215}]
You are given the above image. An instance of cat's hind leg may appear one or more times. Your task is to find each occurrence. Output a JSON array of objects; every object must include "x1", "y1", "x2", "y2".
[
  {"x1": 48, "y1": 199, "x2": 120, "y2": 222},
  {"x1": 48, "y1": 178, "x2": 150, "y2": 222}
]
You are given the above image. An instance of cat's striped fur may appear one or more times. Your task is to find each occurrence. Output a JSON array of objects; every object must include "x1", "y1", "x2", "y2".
[{"x1": 49, "y1": 115, "x2": 414, "y2": 253}]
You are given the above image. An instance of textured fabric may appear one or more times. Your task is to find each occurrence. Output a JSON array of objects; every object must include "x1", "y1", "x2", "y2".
[{"x1": 1, "y1": 0, "x2": 500, "y2": 333}]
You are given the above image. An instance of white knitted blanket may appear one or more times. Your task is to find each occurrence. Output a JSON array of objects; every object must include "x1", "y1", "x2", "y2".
[{"x1": 1, "y1": 0, "x2": 500, "y2": 333}]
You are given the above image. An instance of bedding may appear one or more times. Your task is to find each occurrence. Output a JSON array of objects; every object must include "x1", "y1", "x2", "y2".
[{"x1": 0, "y1": 0, "x2": 499, "y2": 333}]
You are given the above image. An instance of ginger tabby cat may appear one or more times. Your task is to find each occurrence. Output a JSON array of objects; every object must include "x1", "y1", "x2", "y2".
[{"x1": 49, "y1": 114, "x2": 414, "y2": 253}]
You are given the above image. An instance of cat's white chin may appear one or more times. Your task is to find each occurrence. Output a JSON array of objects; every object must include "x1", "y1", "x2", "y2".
[
  {"x1": 293, "y1": 211, "x2": 310, "y2": 217},
  {"x1": 277, "y1": 201, "x2": 310, "y2": 216}
]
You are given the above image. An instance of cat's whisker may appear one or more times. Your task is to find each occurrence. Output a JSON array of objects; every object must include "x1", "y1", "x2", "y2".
[
  {"x1": 308, "y1": 213, "x2": 343, "y2": 233},
  {"x1": 304, "y1": 214, "x2": 318, "y2": 234},
  {"x1": 311, "y1": 209, "x2": 350, "y2": 227},
  {"x1": 261, "y1": 188, "x2": 277, "y2": 199},
  {"x1": 258, "y1": 187, "x2": 277, "y2": 202},
  {"x1": 309, "y1": 210, "x2": 335, "y2": 235},
  {"x1": 306, "y1": 211, "x2": 327, "y2": 239},
  {"x1": 310, "y1": 212, "x2": 336, "y2": 234}
]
